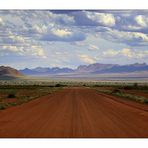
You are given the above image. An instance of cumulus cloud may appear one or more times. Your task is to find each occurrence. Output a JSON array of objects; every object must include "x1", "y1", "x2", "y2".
[
  {"x1": 0, "y1": 45, "x2": 46, "y2": 58},
  {"x1": 0, "y1": 10, "x2": 148, "y2": 68},
  {"x1": 0, "y1": 33, "x2": 27, "y2": 45},
  {"x1": 121, "y1": 48, "x2": 133, "y2": 58},
  {"x1": 32, "y1": 24, "x2": 48, "y2": 34},
  {"x1": 79, "y1": 54, "x2": 96, "y2": 64},
  {"x1": 72, "y1": 11, "x2": 116, "y2": 27},
  {"x1": 100, "y1": 29, "x2": 148, "y2": 46},
  {"x1": 41, "y1": 28, "x2": 86, "y2": 42},
  {"x1": 85, "y1": 11, "x2": 116, "y2": 27},
  {"x1": 47, "y1": 11, "x2": 75, "y2": 25},
  {"x1": 31, "y1": 46, "x2": 47, "y2": 58},
  {"x1": 102, "y1": 48, "x2": 148, "y2": 59},
  {"x1": 51, "y1": 29, "x2": 72, "y2": 37},
  {"x1": 9, "y1": 35, "x2": 26, "y2": 43},
  {"x1": 103, "y1": 48, "x2": 133, "y2": 58},
  {"x1": 135, "y1": 15, "x2": 148, "y2": 28}
]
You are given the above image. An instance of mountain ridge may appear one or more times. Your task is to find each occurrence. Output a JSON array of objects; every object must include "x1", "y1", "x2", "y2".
[{"x1": 19, "y1": 62, "x2": 148, "y2": 76}]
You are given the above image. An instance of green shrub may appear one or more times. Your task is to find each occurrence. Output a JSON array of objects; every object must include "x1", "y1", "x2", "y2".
[
  {"x1": 123, "y1": 86, "x2": 132, "y2": 90},
  {"x1": 7, "y1": 93, "x2": 16, "y2": 98},
  {"x1": 0, "y1": 104, "x2": 7, "y2": 110},
  {"x1": 55, "y1": 84, "x2": 61, "y2": 87},
  {"x1": 111, "y1": 89, "x2": 122, "y2": 94},
  {"x1": 143, "y1": 99, "x2": 148, "y2": 104},
  {"x1": 92, "y1": 84, "x2": 100, "y2": 87},
  {"x1": 55, "y1": 84, "x2": 66, "y2": 87},
  {"x1": 133, "y1": 83, "x2": 138, "y2": 88}
]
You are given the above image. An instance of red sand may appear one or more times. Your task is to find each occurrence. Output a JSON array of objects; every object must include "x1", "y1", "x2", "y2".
[{"x1": 0, "y1": 87, "x2": 148, "y2": 138}]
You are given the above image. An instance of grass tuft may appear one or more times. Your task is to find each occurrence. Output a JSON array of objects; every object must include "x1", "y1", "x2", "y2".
[{"x1": 7, "y1": 93, "x2": 16, "y2": 98}]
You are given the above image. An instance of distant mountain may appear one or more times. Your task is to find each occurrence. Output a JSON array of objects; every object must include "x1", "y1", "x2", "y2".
[
  {"x1": 93, "y1": 63, "x2": 148, "y2": 74},
  {"x1": 0, "y1": 66, "x2": 23, "y2": 77},
  {"x1": 76, "y1": 63, "x2": 116, "y2": 73},
  {"x1": 20, "y1": 67, "x2": 74, "y2": 75},
  {"x1": 19, "y1": 63, "x2": 148, "y2": 76}
]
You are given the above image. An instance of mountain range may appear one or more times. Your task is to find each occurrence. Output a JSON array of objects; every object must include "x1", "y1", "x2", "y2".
[
  {"x1": 1, "y1": 63, "x2": 148, "y2": 77},
  {"x1": 19, "y1": 63, "x2": 148, "y2": 76}
]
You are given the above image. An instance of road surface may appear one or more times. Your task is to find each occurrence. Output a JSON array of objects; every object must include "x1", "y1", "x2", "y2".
[{"x1": 0, "y1": 87, "x2": 148, "y2": 138}]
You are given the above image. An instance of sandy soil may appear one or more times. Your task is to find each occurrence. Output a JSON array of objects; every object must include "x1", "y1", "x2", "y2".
[
  {"x1": 0, "y1": 87, "x2": 148, "y2": 138},
  {"x1": 123, "y1": 90, "x2": 148, "y2": 98},
  {"x1": 2, "y1": 98, "x2": 17, "y2": 103}
]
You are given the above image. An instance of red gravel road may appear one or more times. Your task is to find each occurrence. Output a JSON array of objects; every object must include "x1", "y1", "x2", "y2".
[{"x1": 0, "y1": 87, "x2": 148, "y2": 138}]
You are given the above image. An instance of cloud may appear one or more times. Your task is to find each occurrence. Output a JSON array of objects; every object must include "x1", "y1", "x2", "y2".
[
  {"x1": 121, "y1": 48, "x2": 133, "y2": 58},
  {"x1": 51, "y1": 29, "x2": 72, "y2": 37},
  {"x1": 102, "y1": 48, "x2": 148, "y2": 59},
  {"x1": 41, "y1": 28, "x2": 86, "y2": 42},
  {"x1": 135, "y1": 15, "x2": 148, "y2": 28},
  {"x1": 79, "y1": 54, "x2": 96, "y2": 64},
  {"x1": 1, "y1": 10, "x2": 148, "y2": 68},
  {"x1": 31, "y1": 46, "x2": 47, "y2": 58},
  {"x1": 88, "y1": 44, "x2": 100, "y2": 51},
  {"x1": 0, "y1": 45, "x2": 46, "y2": 58},
  {"x1": 32, "y1": 24, "x2": 48, "y2": 34},
  {"x1": 85, "y1": 11, "x2": 116, "y2": 27},
  {"x1": 47, "y1": 11, "x2": 75, "y2": 25},
  {"x1": 9, "y1": 35, "x2": 26, "y2": 43},
  {"x1": 72, "y1": 11, "x2": 116, "y2": 27},
  {"x1": 103, "y1": 49, "x2": 119, "y2": 57},
  {"x1": 0, "y1": 17, "x2": 4, "y2": 25},
  {"x1": 100, "y1": 29, "x2": 148, "y2": 46},
  {"x1": 0, "y1": 32, "x2": 27, "y2": 45},
  {"x1": 103, "y1": 48, "x2": 133, "y2": 58}
]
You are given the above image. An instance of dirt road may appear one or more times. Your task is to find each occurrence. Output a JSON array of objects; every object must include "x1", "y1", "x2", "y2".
[{"x1": 0, "y1": 87, "x2": 148, "y2": 138}]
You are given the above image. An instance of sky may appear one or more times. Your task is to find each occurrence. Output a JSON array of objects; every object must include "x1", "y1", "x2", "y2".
[{"x1": 0, "y1": 10, "x2": 148, "y2": 69}]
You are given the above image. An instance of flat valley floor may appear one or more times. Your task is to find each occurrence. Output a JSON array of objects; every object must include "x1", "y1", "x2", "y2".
[{"x1": 0, "y1": 87, "x2": 148, "y2": 138}]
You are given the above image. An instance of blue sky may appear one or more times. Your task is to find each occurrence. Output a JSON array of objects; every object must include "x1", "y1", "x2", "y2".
[{"x1": 0, "y1": 10, "x2": 148, "y2": 69}]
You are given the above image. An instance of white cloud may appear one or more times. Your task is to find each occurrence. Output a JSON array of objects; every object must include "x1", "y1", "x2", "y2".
[
  {"x1": 103, "y1": 48, "x2": 133, "y2": 58},
  {"x1": 101, "y1": 29, "x2": 148, "y2": 46},
  {"x1": 9, "y1": 35, "x2": 25, "y2": 43},
  {"x1": 85, "y1": 11, "x2": 116, "y2": 27},
  {"x1": 1, "y1": 45, "x2": 46, "y2": 58},
  {"x1": 122, "y1": 25, "x2": 142, "y2": 31},
  {"x1": 79, "y1": 54, "x2": 96, "y2": 64},
  {"x1": 32, "y1": 24, "x2": 48, "y2": 34},
  {"x1": 135, "y1": 15, "x2": 148, "y2": 27},
  {"x1": 121, "y1": 48, "x2": 132, "y2": 58},
  {"x1": 88, "y1": 44, "x2": 99, "y2": 51},
  {"x1": 31, "y1": 46, "x2": 47, "y2": 58},
  {"x1": 103, "y1": 49, "x2": 119, "y2": 57},
  {"x1": 0, "y1": 17, "x2": 3, "y2": 24},
  {"x1": 102, "y1": 48, "x2": 148, "y2": 59},
  {"x1": 2, "y1": 45, "x2": 23, "y2": 54},
  {"x1": 41, "y1": 28, "x2": 86, "y2": 42},
  {"x1": 47, "y1": 11, "x2": 75, "y2": 25},
  {"x1": 51, "y1": 29, "x2": 72, "y2": 37},
  {"x1": 0, "y1": 10, "x2": 148, "y2": 68}
]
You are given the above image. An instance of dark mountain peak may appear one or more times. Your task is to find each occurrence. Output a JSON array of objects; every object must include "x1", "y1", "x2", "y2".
[
  {"x1": 76, "y1": 63, "x2": 117, "y2": 73},
  {"x1": 0, "y1": 66, "x2": 23, "y2": 77}
]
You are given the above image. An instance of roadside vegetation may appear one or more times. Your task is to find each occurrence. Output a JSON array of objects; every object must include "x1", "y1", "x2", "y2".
[
  {"x1": 111, "y1": 89, "x2": 148, "y2": 103},
  {"x1": 0, "y1": 85, "x2": 62, "y2": 110},
  {"x1": 0, "y1": 79, "x2": 148, "y2": 109},
  {"x1": 94, "y1": 83, "x2": 148, "y2": 104}
]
